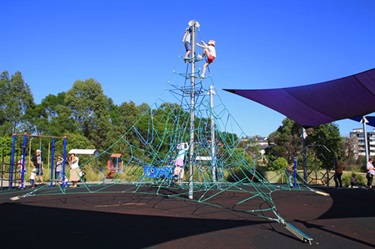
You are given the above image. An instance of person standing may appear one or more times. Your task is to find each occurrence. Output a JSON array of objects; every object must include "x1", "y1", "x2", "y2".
[
  {"x1": 366, "y1": 158, "x2": 375, "y2": 190},
  {"x1": 182, "y1": 26, "x2": 192, "y2": 62},
  {"x1": 17, "y1": 155, "x2": 26, "y2": 185},
  {"x1": 286, "y1": 165, "x2": 294, "y2": 188},
  {"x1": 334, "y1": 157, "x2": 343, "y2": 189},
  {"x1": 55, "y1": 156, "x2": 63, "y2": 182},
  {"x1": 173, "y1": 142, "x2": 189, "y2": 183},
  {"x1": 30, "y1": 149, "x2": 43, "y2": 184},
  {"x1": 30, "y1": 165, "x2": 36, "y2": 188},
  {"x1": 68, "y1": 153, "x2": 80, "y2": 188}
]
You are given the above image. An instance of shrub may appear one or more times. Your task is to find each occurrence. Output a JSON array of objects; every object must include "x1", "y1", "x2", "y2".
[
  {"x1": 342, "y1": 172, "x2": 366, "y2": 188},
  {"x1": 342, "y1": 174, "x2": 351, "y2": 187},
  {"x1": 354, "y1": 173, "x2": 366, "y2": 186}
]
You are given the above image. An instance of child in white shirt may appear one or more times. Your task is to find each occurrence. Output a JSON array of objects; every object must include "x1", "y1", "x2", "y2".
[{"x1": 30, "y1": 165, "x2": 37, "y2": 188}]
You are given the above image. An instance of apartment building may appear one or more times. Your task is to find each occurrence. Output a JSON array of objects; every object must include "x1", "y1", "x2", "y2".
[{"x1": 349, "y1": 128, "x2": 375, "y2": 158}]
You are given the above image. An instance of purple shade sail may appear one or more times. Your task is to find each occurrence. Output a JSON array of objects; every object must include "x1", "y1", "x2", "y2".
[
  {"x1": 350, "y1": 116, "x2": 375, "y2": 128},
  {"x1": 224, "y1": 68, "x2": 375, "y2": 128}
]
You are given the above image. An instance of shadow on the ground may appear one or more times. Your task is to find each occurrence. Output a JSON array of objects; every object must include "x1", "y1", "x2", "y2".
[
  {"x1": 0, "y1": 202, "x2": 260, "y2": 249},
  {"x1": 314, "y1": 187, "x2": 375, "y2": 219}
]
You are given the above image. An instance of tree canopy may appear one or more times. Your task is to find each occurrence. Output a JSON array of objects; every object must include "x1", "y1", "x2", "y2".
[
  {"x1": 0, "y1": 70, "x2": 354, "y2": 172},
  {"x1": 265, "y1": 117, "x2": 343, "y2": 171}
]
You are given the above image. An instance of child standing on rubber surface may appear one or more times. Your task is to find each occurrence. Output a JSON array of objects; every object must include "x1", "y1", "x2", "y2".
[
  {"x1": 30, "y1": 165, "x2": 36, "y2": 188},
  {"x1": 17, "y1": 155, "x2": 26, "y2": 184}
]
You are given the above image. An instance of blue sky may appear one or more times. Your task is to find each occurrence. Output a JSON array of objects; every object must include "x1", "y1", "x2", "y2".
[{"x1": 1, "y1": 0, "x2": 374, "y2": 137}]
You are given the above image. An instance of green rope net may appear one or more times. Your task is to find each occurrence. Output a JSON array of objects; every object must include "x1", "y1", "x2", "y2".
[
  {"x1": 72, "y1": 57, "x2": 313, "y2": 221},
  {"x1": 2, "y1": 48, "x2": 317, "y2": 244}
]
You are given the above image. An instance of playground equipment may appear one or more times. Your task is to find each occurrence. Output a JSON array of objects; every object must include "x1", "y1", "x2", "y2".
[
  {"x1": 0, "y1": 20, "x2": 329, "y2": 244},
  {"x1": 9, "y1": 133, "x2": 67, "y2": 189},
  {"x1": 106, "y1": 153, "x2": 123, "y2": 178},
  {"x1": 68, "y1": 149, "x2": 99, "y2": 156}
]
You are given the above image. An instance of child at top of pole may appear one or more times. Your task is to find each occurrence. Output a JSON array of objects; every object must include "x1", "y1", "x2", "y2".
[
  {"x1": 197, "y1": 39, "x2": 216, "y2": 78},
  {"x1": 182, "y1": 26, "x2": 192, "y2": 62}
]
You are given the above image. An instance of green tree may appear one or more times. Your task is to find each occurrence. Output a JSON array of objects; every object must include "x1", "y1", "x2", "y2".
[
  {"x1": 65, "y1": 132, "x2": 95, "y2": 152},
  {"x1": 0, "y1": 135, "x2": 13, "y2": 158},
  {"x1": 0, "y1": 71, "x2": 34, "y2": 135},
  {"x1": 269, "y1": 157, "x2": 288, "y2": 172},
  {"x1": 340, "y1": 136, "x2": 359, "y2": 171},
  {"x1": 265, "y1": 119, "x2": 342, "y2": 172},
  {"x1": 41, "y1": 93, "x2": 77, "y2": 135},
  {"x1": 104, "y1": 100, "x2": 145, "y2": 156},
  {"x1": 305, "y1": 123, "x2": 342, "y2": 170},
  {"x1": 265, "y1": 118, "x2": 303, "y2": 164},
  {"x1": 24, "y1": 92, "x2": 77, "y2": 136},
  {"x1": 65, "y1": 78, "x2": 111, "y2": 149},
  {"x1": 238, "y1": 136, "x2": 261, "y2": 160}
]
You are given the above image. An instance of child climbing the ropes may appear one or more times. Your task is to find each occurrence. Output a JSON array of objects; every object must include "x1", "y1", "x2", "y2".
[
  {"x1": 173, "y1": 142, "x2": 189, "y2": 183},
  {"x1": 197, "y1": 40, "x2": 216, "y2": 78},
  {"x1": 182, "y1": 26, "x2": 192, "y2": 62}
]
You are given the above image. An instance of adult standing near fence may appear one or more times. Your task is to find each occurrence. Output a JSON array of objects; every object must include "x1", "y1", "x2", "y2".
[
  {"x1": 68, "y1": 153, "x2": 80, "y2": 188},
  {"x1": 30, "y1": 149, "x2": 43, "y2": 184},
  {"x1": 366, "y1": 158, "x2": 375, "y2": 190},
  {"x1": 334, "y1": 156, "x2": 343, "y2": 189}
]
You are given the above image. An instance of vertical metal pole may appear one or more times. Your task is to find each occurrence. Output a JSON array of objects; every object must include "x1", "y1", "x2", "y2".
[
  {"x1": 209, "y1": 85, "x2": 217, "y2": 182},
  {"x1": 302, "y1": 127, "x2": 307, "y2": 182},
  {"x1": 188, "y1": 20, "x2": 198, "y2": 199},
  {"x1": 28, "y1": 138, "x2": 32, "y2": 169},
  {"x1": 50, "y1": 138, "x2": 55, "y2": 186},
  {"x1": 10, "y1": 134, "x2": 17, "y2": 189},
  {"x1": 293, "y1": 157, "x2": 297, "y2": 187},
  {"x1": 1, "y1": 148, "x2": 4, "y2": 189},
  {"x1": 62, "y1": 136, "x2": 67, "y2": 187},
  {"x1": 361, "y1": 116, "x2": 369, "y2": 164},
  {"x1": 20, "y1": 134, "x2": 27, "y2": 189}
]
